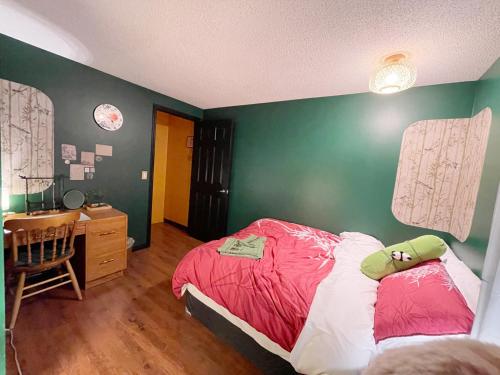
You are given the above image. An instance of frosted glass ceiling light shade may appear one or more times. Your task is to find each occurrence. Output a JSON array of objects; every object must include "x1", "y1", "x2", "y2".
[{"x1": 369, "y1": 53, "x2": 417, "y2": 94}]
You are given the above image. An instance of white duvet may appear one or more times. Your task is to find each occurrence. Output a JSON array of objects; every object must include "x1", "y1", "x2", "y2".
[
  {"x1": 290, "y1": 232, "x2": 383, "y2": 374},
  {"x1": 289, "y1": 232, "x2": 481, "y2": 375}
]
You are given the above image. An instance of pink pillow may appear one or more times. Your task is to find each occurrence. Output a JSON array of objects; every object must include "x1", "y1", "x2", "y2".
[{"x1": 374, "y1": 260, "x2": 474, "y2": 343}]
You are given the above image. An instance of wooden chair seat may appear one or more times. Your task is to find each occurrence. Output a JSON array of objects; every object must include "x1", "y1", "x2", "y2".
[{"x1": 4, "y1": 211, "x2": 83, "y2": 329}]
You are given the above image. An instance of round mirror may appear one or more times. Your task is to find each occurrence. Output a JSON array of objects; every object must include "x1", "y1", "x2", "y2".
[{"x1": 63, "y1": 189, "x2": 85, "y2": 210}]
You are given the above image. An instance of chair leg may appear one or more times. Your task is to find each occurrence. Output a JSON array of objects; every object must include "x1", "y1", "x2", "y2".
[
  {"x1": 7, "y1": 271, "x2": 15, "y2": 296},
  {"x1": 65, "y1": 260, "x2": 83, "y2": 301},
  {"x1": 5, "y1": 260, "x2": 15, "y2": 295},
  {"x1": 9, "y1": 272, "x2": 26, "y2": 329}
]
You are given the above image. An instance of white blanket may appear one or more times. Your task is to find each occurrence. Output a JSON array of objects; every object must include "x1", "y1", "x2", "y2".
[{"x1": 290, "y1": 232, "x2": 384, "y2": 374}]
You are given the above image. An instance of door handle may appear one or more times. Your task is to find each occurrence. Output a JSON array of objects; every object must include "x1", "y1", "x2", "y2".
[{"x1": 218, "y1": 189, "x2": 229, "y2": 194}]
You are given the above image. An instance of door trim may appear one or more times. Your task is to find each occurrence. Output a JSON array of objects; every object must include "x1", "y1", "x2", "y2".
[{"x1": 146, "y1": 104, "x2": 201, "y2": 249}]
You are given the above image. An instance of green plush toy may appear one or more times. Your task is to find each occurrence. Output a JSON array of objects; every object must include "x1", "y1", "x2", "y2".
[{"x1": 360, "y1": 235, "x2": 447, "y2": 280}]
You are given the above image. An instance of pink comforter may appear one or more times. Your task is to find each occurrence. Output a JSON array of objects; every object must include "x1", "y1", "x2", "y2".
[{"x1": 172, "y1": 218, "x2": 341, "y2": 351}]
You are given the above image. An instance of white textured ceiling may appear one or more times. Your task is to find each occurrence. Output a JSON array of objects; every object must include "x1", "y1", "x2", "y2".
[{"x1": 1, "y1": 0, "x2": 500, "y2": 109}]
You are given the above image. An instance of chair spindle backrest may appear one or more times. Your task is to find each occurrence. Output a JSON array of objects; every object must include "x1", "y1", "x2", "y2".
[{"x1": 5, "y1": 212, "x2": 81, "y2": 267}]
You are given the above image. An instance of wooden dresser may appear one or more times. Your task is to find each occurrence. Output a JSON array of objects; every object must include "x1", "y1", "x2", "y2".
[{"x1": 73, "y1": 208, "x2": 128, "y2": 289}]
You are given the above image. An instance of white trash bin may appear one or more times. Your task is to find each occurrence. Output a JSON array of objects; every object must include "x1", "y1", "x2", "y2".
[{"x1": 127, "y1": 237, "x2": 135, "y2": 250}]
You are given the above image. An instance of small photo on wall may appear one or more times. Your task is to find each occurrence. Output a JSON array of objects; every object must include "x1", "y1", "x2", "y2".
[
  {"x1": 96, "y1": 144, "x2": 112, "y2": 156},
  {"x1": 62, "y1": 144, "x2": 77, "y2": 160},
  {"x1": 81, "y1": 151, "x2": 95, "y2": 166}
]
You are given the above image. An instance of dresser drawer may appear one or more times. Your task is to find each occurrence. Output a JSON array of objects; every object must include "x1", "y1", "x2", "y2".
[
  {"x1": 86, "y1": 249, "x2": 126, "y2": 281},
  {"x1": 87, "y1": 217, "x2": 126, "y2": 255}
]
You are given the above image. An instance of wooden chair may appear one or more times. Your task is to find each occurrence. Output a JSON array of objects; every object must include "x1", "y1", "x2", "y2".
[{"x1": 4, "y1": 211, "x2": 83, "y2": 329}]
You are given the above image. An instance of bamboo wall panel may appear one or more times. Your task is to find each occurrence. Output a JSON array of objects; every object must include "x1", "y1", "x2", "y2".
[
  {"x1": 392, "y1": 107, "x2": 492, "y2": 242},
  {"x1": 0, "y1": 79, "x2": 54, "y2": 194}
]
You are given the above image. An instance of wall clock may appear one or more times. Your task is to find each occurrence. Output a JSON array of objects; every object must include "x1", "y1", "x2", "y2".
[{"x1": 94, "y1": 104, "x2": 123, "y2": 131}]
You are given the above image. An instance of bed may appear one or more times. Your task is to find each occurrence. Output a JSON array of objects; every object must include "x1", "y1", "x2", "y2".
[{"x1": 172, "y1": 218, "x2": 480, "y2": 374}]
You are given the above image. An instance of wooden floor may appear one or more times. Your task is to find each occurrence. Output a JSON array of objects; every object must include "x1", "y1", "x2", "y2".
[{"x1": 6, "y1": 223, "x2": 260, "y2": 375}]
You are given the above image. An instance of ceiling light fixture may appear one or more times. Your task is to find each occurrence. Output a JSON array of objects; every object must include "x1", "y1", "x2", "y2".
[{"x1": 369, "y1": 53, "x2": 417, "y2": 94}]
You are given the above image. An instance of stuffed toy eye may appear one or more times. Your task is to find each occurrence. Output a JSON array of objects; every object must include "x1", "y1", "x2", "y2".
[{"x1": 391, "y1": 251, "x2": 412, "y2": 262}]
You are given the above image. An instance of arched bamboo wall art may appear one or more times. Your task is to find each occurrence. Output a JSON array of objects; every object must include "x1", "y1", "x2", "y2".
[
  {"x1": 0, "y1": 79, "x2": 54, "y2": 194},
  {"x1": 392, "y1": 107, "x2": 492, "y2": 242}
]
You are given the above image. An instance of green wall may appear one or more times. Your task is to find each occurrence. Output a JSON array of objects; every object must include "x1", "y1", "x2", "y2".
[
  {"x1": 448, "y1": 58, "x2": 500, "y2": 272},
  {"x1": 0, "y1": 34, "x2": 203, "y2": 248},
  {"x1": 205, "y1": 81, "x2": 496, "y2": 268}
]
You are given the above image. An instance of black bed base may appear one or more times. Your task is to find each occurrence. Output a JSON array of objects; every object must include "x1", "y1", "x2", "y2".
[{"x1": 185, "y1": 291, "x2": 297, "y2": 375}]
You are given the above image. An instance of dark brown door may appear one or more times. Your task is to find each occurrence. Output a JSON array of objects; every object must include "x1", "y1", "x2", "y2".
[{"x1": 188, "y1": 120, "x2": 234, "y2": 241}]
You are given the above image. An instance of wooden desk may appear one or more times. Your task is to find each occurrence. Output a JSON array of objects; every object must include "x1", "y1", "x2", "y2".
[{"x1": 4, "y1": 208, "x2": 128, "y2": 289}]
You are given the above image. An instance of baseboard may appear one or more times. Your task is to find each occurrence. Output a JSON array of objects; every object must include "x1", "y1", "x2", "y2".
[
  {"x1": 163, "y1": 218, "x2": 188, "y2": 232},
  {"x1": 132, "y1": 243, "x2": 148, "y2": 251}
]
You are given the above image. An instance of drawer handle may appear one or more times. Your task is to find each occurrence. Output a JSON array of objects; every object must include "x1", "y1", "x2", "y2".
[
  {"x1": 99, "y1": 258, "x2": 116, "y2": 265},
  {"x1": 99, "y1": 231, "x2": 117, "y2": 236}
]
